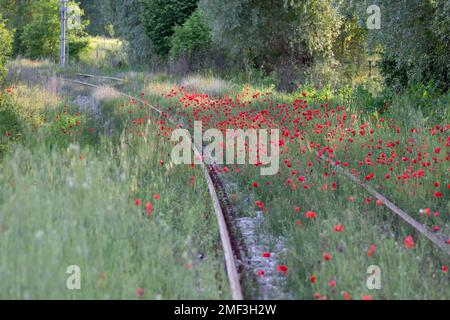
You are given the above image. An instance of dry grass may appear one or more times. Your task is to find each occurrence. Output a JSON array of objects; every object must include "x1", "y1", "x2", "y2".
[
  {"x1": 181, "y1": 75, "x2": 232, "y2": 97},
  {"x1": 92, "y1": 86, "x2": 122, "y2": 103}
]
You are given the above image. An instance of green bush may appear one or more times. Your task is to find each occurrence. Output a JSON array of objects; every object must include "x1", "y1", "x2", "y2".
[
  {"x1": 170, "y1": 10, "x2": 211, "y2": 59},
  {"x1": 141, "y1": 0, "x2": 198, "y2": 56},
  {"x1": 21, "y1": 0, "x2": 89, "y2": 61},
  {"x1": 0, "y1": 91, "x2": 20, "y2": 157},
  {"x1": 0, "y1": 16, "x2": 13, "y2": 82}
]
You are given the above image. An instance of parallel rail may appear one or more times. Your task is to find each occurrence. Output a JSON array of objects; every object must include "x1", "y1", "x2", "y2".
[
  {"x1": 60, "y1": 75, "x2": 244, "y2": 300},
  {"x1": 318, "y1": 154, "x2": 450, "y2": 256}
]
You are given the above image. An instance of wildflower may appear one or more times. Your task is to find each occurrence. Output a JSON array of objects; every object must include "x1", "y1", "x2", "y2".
[
  {"x1": 420, "y1": 208, "x2": 431, "y2": 216},
  {"x1": 362, "y1": 295, "x2": 373, "y2": 301},
  {"x1": 256, "y1": 270, "x2": 265, "y2": 277},
  {"x1": 367, "y1": 244, "x2": 376, "y2": 257},
  {"x1": 334, "y1": 224, "x2": 345, "y2": 232},
  {"x1": 146, "y1": 203, "x2": 153, "y2": 218},
  {"x1": 323, "y1": 253, "x2": 332, "y2": 261},
  {"x1": 252, "y1": 182, "x2": 259, "y2": 188},
  {"x1": 404, "y1": 235, "x2": 415, "y2": 249},
  {"x1": 255, "y1": 201, "x2": 264, "y2": 209},
  {"x1": 276, "y1": 265, "x2": 289, "y2": 276},
  {"x1": 136, "y1": 288, "x2": 145, "y2": 298},
  {"x1": 153, "y1": 194, "x2": 160, "y2": 200},
  {"x1": 262, "y1": 252, "x2": 271, "y2": 258},
  {"x1": 305, "y1": 211, "x2": 317, "y2": 219},
  {"x1": 342, "y1": 292, "x2": 352, "y2": 300},
  {"x1": 328, "y1": 280, "x2": 336, "y2": 288},
  {"x1": 135, "y1": 198, "x2": 142, "y2": 206},
  {"x1": 442, "y1": 266, "x2": 448, "y2": 273},
  {"x1": 310, "y1": 275, "x2": 316, "y2": 284}
]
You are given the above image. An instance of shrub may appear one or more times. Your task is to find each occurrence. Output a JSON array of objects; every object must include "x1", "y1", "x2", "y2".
[
  {"x1": 170, "y1": 10, "x2": 211, "y2": 59},
  {"x1": 21, "y1": 0, "x2": 89, "y2": 61},
  {"x1": 0, "y1": 16, "x2": 13, "y2": 83},
  {"x1": 141, "y1": 0, "x2": 198, "y2": 56},
  {"x1": 0, "y1": 89, "x2": 20, "y2": 157}
]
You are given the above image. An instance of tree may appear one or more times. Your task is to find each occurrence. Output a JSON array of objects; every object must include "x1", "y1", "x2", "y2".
[
  {"x1": 200, "y1": 0, "x2": 342, "y2": 88},
  {"x1": 141, "y1": 0, "x2": 198, "y2": 56},
  {"x1": 170, "y1": 9, "x2": 211, "y2": 59},
  {"x1": 0, "y1": 0, "x2": 34, "y2": 55},
  {"x1": 0, "y1": 15, "x2": 13, "y2": 82},
  {"x1": 370, "y1": 0, "x2": 450, "y2": 91},
  {"x1": 20, "y1": 0, "x2": 88, "y2": 61}
]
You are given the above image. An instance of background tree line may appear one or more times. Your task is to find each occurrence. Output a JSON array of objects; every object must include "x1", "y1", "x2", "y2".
[{"x1": 0, "y1": 0, "x2": 449, "y2": 92}]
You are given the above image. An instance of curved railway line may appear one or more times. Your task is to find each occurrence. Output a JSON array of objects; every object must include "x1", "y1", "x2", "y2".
[{"x1": 61, "y1": 73, "x2": 449, "y2": 301}]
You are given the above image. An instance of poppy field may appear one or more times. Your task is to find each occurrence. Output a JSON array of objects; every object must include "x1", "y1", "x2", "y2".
[
  {"x1": 0, "y1": 57, "x2": 449, "y2": 300},
  {"x1": 141, "y1": 81, "x2": 450, "y2": 300}
]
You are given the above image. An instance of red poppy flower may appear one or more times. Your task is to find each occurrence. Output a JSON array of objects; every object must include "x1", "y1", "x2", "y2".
[
  {"x1": 153, "y1": 194, "x2": 160, "y2": 200},
  {"x1": 306, "y1": 211, "x2": 317, "y2": 219},
  {"x1": 252, "y1": 182, "x2": 259, "y2": 188},
  {"x1": 255, "y1": 201, "x2": 264, "y2": 209},
  {"x1": 442, "y1": 266, "x2": 449, "y2": 273},
  {"x1": 262, "y1": 252, "x2": 271, "y2": 258},
  {"x1": 362, "y1": 295, "x2": 373, "y2": 301},
  {"x1": 135, "y1": 198, "x2": 141, "y2": 206},
  {"x1": 256, "y1": 270, "x2": 265, "y2": 277},
  {"x1": 342, "y1": 292, "x2": 352, "y2": 300},
  {"x1": 323, "y1": 253, "x2": 332, "y2": 261},
  {"x1": 146, "y1": 203, "x2": 153, "y2": 217},
  {"x1": 310, "y1": 275, "x2": 316, "y2": 284},
  {"x1": 328, "y1": 280, "x2": 336, "y2": 288},
  {"x1": 276, "y1": 265, "x2": 289, "y2": 276},
  {"x1": 367, "y1": 244, "x2": 376, "y2": 257},
  {"x1": 135, "y1": 288, "x2": 145, "y2": 298},
  {"x1": 333, "y1": 224, "x2": 345, "y2": 232},
  {"x1": 404, "y1": 235, "x2": 415, "y2": 249}
]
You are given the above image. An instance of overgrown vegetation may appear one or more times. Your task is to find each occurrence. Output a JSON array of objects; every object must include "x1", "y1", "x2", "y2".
[{"x1": 0, "y1": 0, "x2": 448, "y2": 301}]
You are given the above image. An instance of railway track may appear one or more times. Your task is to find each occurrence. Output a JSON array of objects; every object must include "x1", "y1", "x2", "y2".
[
  {"x1": 61, "y1": 72, "x2": 449, "y2": 300},
  {"x1": 60, "y1": 74, "x2": 245, "y2": 300}
]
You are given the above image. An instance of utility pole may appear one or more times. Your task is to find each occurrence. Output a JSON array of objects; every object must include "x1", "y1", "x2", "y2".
[{"x1": 60, "y1": 0, "x2": 67, "y2": 67}]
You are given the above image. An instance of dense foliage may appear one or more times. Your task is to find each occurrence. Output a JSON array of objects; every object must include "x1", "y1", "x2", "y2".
[
  {"x1": 0, "y1": 15, "x2": 12, "y2": 82},
  {"x1": 372, "y1": 0, "x2": 449, "y2": 91},
  {"x1": 170, "y1": 10, "x2": 211, "y2": 59},
  {"x1": 141, "y1": 0, "x2": 198, "y2": 56},
  {"x1": 0, "y1": 0, "x2": 88, "y2": 61}
]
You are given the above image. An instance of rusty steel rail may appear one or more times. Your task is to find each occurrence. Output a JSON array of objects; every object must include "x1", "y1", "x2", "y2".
[
  {"x1": 60, "y1": 76, "x2": 244, "y2": 300},
  {"x1": 318, "y1": 154, "x2": 450, "y2": 256},
  {"x1": 76, "y1": 73, "x2": 124, "y2": 82}
]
